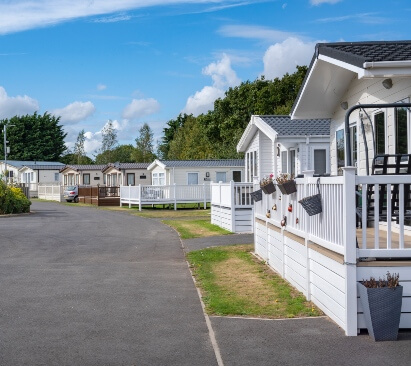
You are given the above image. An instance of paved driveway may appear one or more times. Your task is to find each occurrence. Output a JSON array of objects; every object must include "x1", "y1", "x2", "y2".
[
  {"x1": 0, "y1": 201, "x2": 217, "y2": 366},
  {"x1": 1, "y1": 201, "x2": 411, "y2": 366}
]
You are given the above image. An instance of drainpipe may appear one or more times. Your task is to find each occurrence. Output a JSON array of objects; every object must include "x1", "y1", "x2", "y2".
[{"x1": 345, "y1": 103, "x2": 411, "y2": 166}]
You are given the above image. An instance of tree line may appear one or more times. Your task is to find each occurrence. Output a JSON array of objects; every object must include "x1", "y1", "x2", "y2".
[{"x1": 1, "y1": 66, "x2": 307, "y2": 164}]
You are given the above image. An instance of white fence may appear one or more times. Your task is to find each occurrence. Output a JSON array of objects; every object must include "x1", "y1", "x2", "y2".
[
  {"x1": 253, "y1": 168, "x2": 411, "y2": 336},
  {"x1": 120, "y1": 184, "x2": 211, "y2": 210},
  {"x1": 211, "y1": 181, "x2": 254, "y2": 233},
  {"x1": 38, "y1": 184, "x2": 63, "y2": 201}
]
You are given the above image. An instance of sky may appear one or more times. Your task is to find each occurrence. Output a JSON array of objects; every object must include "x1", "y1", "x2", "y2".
[{"x1": 0, "y1": 0, "x2": 410, "y2": 157}]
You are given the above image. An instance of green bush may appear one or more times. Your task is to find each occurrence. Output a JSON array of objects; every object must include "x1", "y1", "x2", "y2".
[{"x1": 0, "y1": 180, "x2": 31, "y2": 214}]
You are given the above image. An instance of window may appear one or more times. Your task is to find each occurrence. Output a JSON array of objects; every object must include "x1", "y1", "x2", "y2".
[
  {"x1": 350, "y1": 124, "x2": 357, "y2": 167},
  {"x1": 30, "y1": 172, "x2": 34, "y2": 182},
  {"x1": 83, "y1": 174, "x2": 90, "y2": 185},
  {"x1": 336, "y1": 129, "x2": 345, "y2": 173},
  {"x1": 216, "y1": 172, "x2": 227, "y2": 183},
  {"x1": 395, "y1": 106, "x2": 408, "y2": 154},
  {"x1": 187, "y1": 172, "x2": 199, "y2": 185},
  {"x1": 112, "y1": 175, "x2": 117, "y2": 186},
  {"x1": 54, "y1": 173, "x2": 59, "y2": 181},
  {"x1": 290, "y1": 149, "x2": 296, "y2": 177},
  {"x1": 374, "y1": 111, "x2": 385, "y2": 155},
  {"x1": 127, "y1": 173, "x2": 135, "y2": 186},
  {"x1": 232, "y1": 171, "x2": 241, "y2": 182},
  {"x1": 246, "y1": 151, "x2": 258, "y2": 182},
  {"x1": 153, "y1": 172, "x2": 165, "y2": 185},
  {"x1": 8, "y1": 170, "x2": 14, "y2": 178},
  {"x1": 314, "y1": 149, "x2": 327, "y2": 175},
  {"x1": 281, "y1": 151, "x2": 287, "y2": 173}
]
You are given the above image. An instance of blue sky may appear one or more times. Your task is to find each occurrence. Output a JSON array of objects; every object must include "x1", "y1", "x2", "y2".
[{"x1": 0, "y1": 0, "x2": 410, "y2": 157}]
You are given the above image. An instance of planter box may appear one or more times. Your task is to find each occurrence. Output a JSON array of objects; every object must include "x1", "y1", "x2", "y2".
[
  {"x1": 277, "y1": 180, "x2": 297, "y2": 195},
  {"x1": 260, "y1": 181, "x2": 276, "y2": 194},
  {"x1": 358, "y1": 282, "x2": 403, "y2": 341}
]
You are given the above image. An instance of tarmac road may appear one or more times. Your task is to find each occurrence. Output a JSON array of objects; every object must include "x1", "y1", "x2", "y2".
[{"x1": 1, "y1": 201, "x2": 411, "y2": 366}]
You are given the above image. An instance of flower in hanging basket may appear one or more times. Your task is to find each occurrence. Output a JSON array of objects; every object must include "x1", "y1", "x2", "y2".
[
  {"x1": 260, "y1": 173, "x2": 276, "y2": 194},
  {"x1": 358, "y1": 272, "x2": 403, "y2": 341},
  {"x1": 275, "y1": 173, "x2": 297, "y2": 195}
]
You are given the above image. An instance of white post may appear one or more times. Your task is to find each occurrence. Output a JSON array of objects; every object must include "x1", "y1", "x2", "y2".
[
  {"x1": 138, "y1": 184, "x2": 142, "y2": 211},
  {"x1": 342, "y1": 167, "x2": 357, "y2": 336},
  {"x1": 302, "y1": 170, "x2": 314, "y2": 301},
  {"x1": 230, "y1": 180, "x2": 235, "y2": 233},
  {"x1": 128, "y1": 184, "x2": 131, "y2": 208},
  {"x1": 174, "y1": 183, "x2": 177, "y2": 210},
  {"x1": 203, "y1": 183, "x2": 206, "y2": 209}
]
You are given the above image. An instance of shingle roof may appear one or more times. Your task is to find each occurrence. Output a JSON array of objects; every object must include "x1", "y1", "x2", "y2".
[
  {"x1": 60, "y1": 164, "x2": 107, "y2": 172},
  {"x1": 1, "y1": 160, "x2": 64, "y2": 168},
  {"x1": 259, "y1": 115, "x2": 330, "y2": 136},
  {"x1": 20, "y1": 165, "x2": 65, "y2": 170},
  {"x1": 104, "y1": 162, "x2": 150, "y2": 171},
  {"x1": 317, "y1": 41, "x2": 411, "y2": 68},
  {"x1": 159, "y1": 159, "x2": 244, "y2": 168}
]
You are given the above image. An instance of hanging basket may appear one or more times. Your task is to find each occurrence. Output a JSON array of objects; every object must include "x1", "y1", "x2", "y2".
[
  {"x1": 277, "y1": 180, "x2": 297, "y2": 195},
  {"x1": 260, "y1": 181, "x2": 276, "y2": 194},
  {"x1": 250, "y1": 189, "x2": 263, "y2": 203},
  {"x1": 299, "y1": 178, "x2": 322, "y2": 216}
]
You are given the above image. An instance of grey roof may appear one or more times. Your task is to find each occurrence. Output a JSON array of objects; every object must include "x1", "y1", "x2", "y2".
[
  {"x1": 60, "y1": 164, "x2": 107, "y2": 172},
  {"x1": 159, "y1": 159, "x2": 244, "y2": 168},
  {"x1": 316, "y1": 41, "x2": 411, "y2": 68},
  {"x1": 259, "y1": 115, "x2": 330, "y2": 136},
  {"x1": 103, "y1": 162, "x2": 150, "y2": 172},
  {"x1": 1, "y1": 160, "x2": 64, "y2": 168},
  {"x1": 20, "y1": 165, "x2": 65, "y2": 171}
]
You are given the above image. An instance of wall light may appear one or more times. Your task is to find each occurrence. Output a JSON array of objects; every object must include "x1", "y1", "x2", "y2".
[
  {"x1": 340, "y1": 101, "x2": 348, "y2": 110},
  {"x1": 206, "y1": 172, "x2": 210, "y2": 177},
  {"x1": 382, "y1": 78, "x2": 393, "y2": 89}
]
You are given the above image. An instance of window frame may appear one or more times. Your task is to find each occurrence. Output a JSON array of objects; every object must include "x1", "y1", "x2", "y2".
[
  {"x1": 83, "y1": 173, "x2": 90, "y2": 185},
  {"x1": 187, "y1": 172, "x2": 199, "y2": 185}
]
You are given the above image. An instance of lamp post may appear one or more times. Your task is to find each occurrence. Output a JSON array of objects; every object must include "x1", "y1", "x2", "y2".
[{"x1": 3, "y1": 123, "x2": 15, "y2": 182}]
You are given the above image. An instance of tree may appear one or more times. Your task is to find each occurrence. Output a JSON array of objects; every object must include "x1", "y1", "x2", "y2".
[
  {"x1": 134, "y1": 123, "x2": 156, "y2": 162},
  {"x1": 0, "y1": 112, "x2": 67, "y2": 161},
  {"x1": 157, "y1": 113, "x2": 189, "y2": 159},
  {"x1": 97, "y1": 120, "x2": 118, "y2": 163},
  {"x1": 60, "y1": 151, "x2": 94, "y2": 165},
  {"x1": 73, "y1": 129, "x2": 86, "y2": 164},
  {"x1": 95, "y1": 144, "x2": 136, "y2": 164}
]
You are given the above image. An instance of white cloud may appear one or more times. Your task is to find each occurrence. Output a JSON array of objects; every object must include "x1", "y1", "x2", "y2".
[
  {"x1": 218, "y1": 25, "x2": 296, "y2": 43},
  {"x1": 0, "y1": 86, "x2": 39, "y2": 119},
  {"x1": 97, "y1": 83, "x2": 107, "y2": 91},
  {"x1": 262, "y1": 37, "x2": 317, "y2": 79},
  {"x1": 183, "y1": 53, "x2": 240, "y2": 116},
  {"x1": 310, "y1": 0, "x2": 341, "y2": 5},
  {"x1": 122, "y1": 98, "x2": 160, "y2": 120},
  {"x1": 51, "y1": 101, "x2": 95, "y2": 124},
  {"x1": 0, "y1": 1, "x2": 240, "y2": 35}
]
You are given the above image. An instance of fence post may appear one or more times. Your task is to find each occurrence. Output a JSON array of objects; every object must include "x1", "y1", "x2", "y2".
[
  {"x1": 139, "y1": 184, "x2": 142, "y2": 211},
  {"x1": 128, "y1": 184, "x2": 132, "y2": 208},
  {"x1": 230, "y1": 180, "x2": 235, "y2": 232},
  {"x1": 342, "y1": 167, "x2": 357, "y2": 336},
  {"x1": 174, "y1": 183, "x2": 177, "y2": 210},
  {"x1": 302, "y1": 170, "x2": 314, "y2": 301},
  {"x1": 203, "y1": 183, "x2": 207, "y2": 209}
]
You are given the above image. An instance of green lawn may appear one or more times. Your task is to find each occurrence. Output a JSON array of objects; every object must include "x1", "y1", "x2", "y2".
[
  {"x1": 162, "y1": 218, "x2": 232, "y2": 239},
  {"x1": 187, "y1": 244, "x2": 323, "y2": 318}
]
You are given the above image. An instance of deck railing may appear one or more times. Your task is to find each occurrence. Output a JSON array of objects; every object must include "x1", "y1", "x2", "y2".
[
  {"x1": 120, "y1": 184, "x2": 210, "y2": 210},
  {"x1": 211, "y1": 181, "x2": 254, "y2": 208}
]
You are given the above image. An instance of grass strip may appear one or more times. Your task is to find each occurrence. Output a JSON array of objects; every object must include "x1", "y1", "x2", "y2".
[
  {"x1": 187, "y1": 244, "x2": 323, "y2": 318},
  {"x1": 163, "y1": 218, "x2": 232, "y2": 239}
]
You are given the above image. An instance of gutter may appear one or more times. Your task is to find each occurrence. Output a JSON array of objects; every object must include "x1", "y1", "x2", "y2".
[
  {"x1": 345, "y1": 102, "x2": 411, "y2": 166},
  {"x1": 363, "y1": 61, "x2": 411, "y2": 69}
]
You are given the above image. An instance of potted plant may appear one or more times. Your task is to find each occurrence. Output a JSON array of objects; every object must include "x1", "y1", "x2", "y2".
[
  {"x1": 276, "y1": 173, "x2": 297, "y2": 195},
  {"x1": 358, "y1": 272, "x2": 403, "y2": 341},
  {"x1": 260, "y1": 174, "x2": 276, "y2": 194}
]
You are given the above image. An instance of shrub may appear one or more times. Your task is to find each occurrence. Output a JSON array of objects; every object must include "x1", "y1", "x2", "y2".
[{"x1": 0, "y1": 180, "x2": 31, "y2": 214}]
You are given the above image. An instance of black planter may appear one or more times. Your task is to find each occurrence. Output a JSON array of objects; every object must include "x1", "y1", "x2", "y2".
[
  {"x1": 277, "y1": 180, "x2": 297, "y2": 195},
  {"x1": 260, "y1": 181, "x2": 276, "y2": 194},
  {"x1": 357, "y1": 282, "x2": 403, "y2": 341},
  {"x1": 250, "y1": 189, "x2": 262, "y2": 202}
]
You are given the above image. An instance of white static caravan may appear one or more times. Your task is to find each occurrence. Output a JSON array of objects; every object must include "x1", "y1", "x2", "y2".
[
  {"x1": 251, "y1": 41, "x2": 411, "y2": 336},
  {"x1": 147, "y1": 159, "x2": 245, "y2": 185},
  {"x1": 237, "y1": 115, "x2": 330, "y2": 182},
  {"x1": 102, "y1": 162, "x2": 151, "y2": 186},
  {"x1": 60, "y1": 165, "x2": 106, "y2": 186},
  {"x1": 0, "y1": 160, "x2": 64, "y2": 190}
]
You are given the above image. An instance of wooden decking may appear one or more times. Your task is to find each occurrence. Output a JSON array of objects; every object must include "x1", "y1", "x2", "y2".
[{"x1": 356, "y1": 227, "x2": 411, "y2": 249}]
